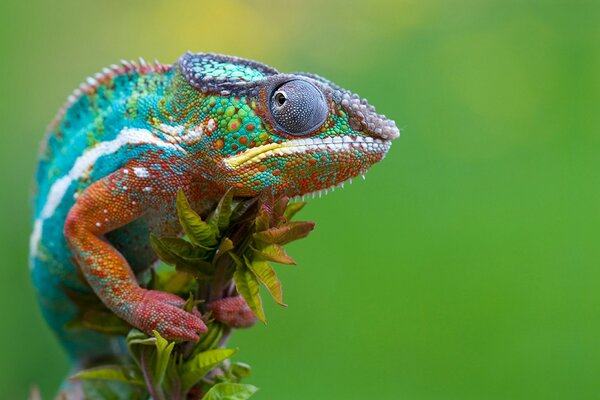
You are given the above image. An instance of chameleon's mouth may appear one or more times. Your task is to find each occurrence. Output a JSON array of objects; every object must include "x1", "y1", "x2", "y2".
[{"x1": 223, "y1": 136, "x2": 391, "y2": 169}]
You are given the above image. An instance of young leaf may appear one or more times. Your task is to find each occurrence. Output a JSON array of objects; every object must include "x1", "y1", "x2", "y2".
[
  {"x1": 214, "y1": 237, "x2": 234, "y2": 264},
  {"x1": 233, "y1": 262, "x2": 266, "y2": 323},
  {"x1": 202, "y1": 383, "x2": 258, "y2": 400},
  {"x1": 271, "y1": 195, "x2": 289, "y2": 226},
  {"x1": 153, "y1": 330, "x2": 175, "y2": 387},
  {"x1": 80, "y1": 380, "x2": 143, "y2": 400},
  {"x1": 253, "y1": 221, "x2": 315, "y2": 246},
  {"x1": 126, "y1": 330, "x2": 156, "y2": 366},
  {"x1": 230, "y1": 362, "x2": 252, "y2": 381},
  {"x1": 183, "y1": 292, "x2": 196, "y2": 314},
  {"x1": 283, "y1": 201, "x2": 306, "y2": 221},
  {"x1": 176, "y1": 190, "x2": 217, "y2": 248},
  {"x1": 180, "y1": 348, "x2": 237, "y2": 394},
  {"x1": 210, "y1": 188, "x2": 234, "y2": 232},
  {"x1": 191, "y1": 322, "x2": 225, "y2": 357},
  {"x1": 70, "y1": 365, "x2": 145, "y2": 386},
  {"x1": 252, "y1": 244, "x2": 295, "y2": 265},
  {"x1": 254, "y1": 208, "x2": 271, "y2": 232},
  {"x1": 175, "y1": 258, "x2": 215, "y2": 278},
  {"x1": 159, "y1": 237, "x2": 208, "y2": 260},
  {"x1": 149, "y1": 269, "x2": 195, "y2": 294},
  {"x1": 67, "y1": 309, "x2": 131, "y2": 336},
  {"x1": 126, "y1": 329, "x2": 155, "y2": 346},
  {"x1": 150, "y1": 235, "x2": 214, "y2": 278},
  {"x1": 150, "y1": 234, "x2": 191, "y2": 266},
  {"x1": 244, "y1": 257, "x2": 285, "y2": 306}
]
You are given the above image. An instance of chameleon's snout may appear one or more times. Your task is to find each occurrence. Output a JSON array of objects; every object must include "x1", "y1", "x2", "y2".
[{"x1": 338, "y1": 90, "x2": 400, "y2": 142}]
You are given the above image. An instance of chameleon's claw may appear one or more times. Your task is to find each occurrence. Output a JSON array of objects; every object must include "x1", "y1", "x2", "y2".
[
  {"x1": 207, "y1": 296, "x2": 257, "y2": 329},
  {"x1": 131, "y1": 289, "x2": 208, "y2": 341}
]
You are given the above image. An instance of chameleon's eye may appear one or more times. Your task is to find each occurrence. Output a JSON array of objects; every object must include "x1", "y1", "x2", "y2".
[{"x1": 269, "y1": 79, "x2": 328, "y2": 136}]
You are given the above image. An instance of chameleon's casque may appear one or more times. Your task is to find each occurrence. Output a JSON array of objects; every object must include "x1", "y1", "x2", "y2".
[{"x1": 30, "y1": 53, "x2": 399, "y2": 371}]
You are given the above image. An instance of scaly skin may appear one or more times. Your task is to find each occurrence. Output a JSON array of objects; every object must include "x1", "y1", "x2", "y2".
[{"x1": 29, "y1": 52, "x2": 399, "y2": 365}]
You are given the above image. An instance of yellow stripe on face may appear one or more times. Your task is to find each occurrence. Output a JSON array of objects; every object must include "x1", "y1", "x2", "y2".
[
  {"x1": 222, "y1": 136, "x2": 391, "y2": 169},
  {"x1": 223, "y1": 142, "x2": 283, "y2": 168}
]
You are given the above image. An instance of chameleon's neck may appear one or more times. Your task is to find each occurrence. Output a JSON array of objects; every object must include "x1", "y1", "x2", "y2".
[
  {"x1": 150, "y1": 69, "x2": 227, "y2": 191},
  {"x1": 161, "y1": 67, "x2": 206, "y2": 127}
]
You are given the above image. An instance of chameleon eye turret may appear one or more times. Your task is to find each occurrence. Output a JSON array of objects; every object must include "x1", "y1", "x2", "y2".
[{"x1": 268, "y1": 79, "x2": 328, "y2": 136}]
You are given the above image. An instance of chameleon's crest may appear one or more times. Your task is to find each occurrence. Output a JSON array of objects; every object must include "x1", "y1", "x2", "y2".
[{"x1": 179, "y1": 52, "x2": 278, "y2": 95}]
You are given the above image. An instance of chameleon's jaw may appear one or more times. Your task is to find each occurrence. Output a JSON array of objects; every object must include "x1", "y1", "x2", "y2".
[{"x1": 221, "y1": 135, "x2": 392, "y2": 197}]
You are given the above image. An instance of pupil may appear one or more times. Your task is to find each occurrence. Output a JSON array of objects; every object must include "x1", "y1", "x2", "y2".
[{"x1": 276, "y1": 92, "x2": 286, "y2": 106}]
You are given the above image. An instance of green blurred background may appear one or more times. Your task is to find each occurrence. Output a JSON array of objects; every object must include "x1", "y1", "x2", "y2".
[{"x1": 1, "y1": 0, "x2": 599, "y2": 398}]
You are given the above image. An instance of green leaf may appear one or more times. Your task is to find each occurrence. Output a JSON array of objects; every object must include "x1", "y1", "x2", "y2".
[
  {"x1": 253, "y1": 221, "x2": 315, "y2": 246},
  {"x1": 148, "y1": 269, "x2": 195, "y2": 294},
  {"x1": 176, "y1": 190, "x2": 217, "y2": 248},
  {"x1": 252, "y1": 244, "x2": 295, "y2": 265},
  {"x1": 230, "y1": 362, "x2": 252, "y2": 381},
  {"x1": 271, "y1": 195, "x2": 289, "y2": 226},
  {"x1": 254, "y1": 208, "x2": 271, "y2": 232},
  {"x1": 175, "y1": 258, "x2": 215, "y2": 278},
  {"x1": 210, "y1": 188, "x2": 234, "y2": 232},
  {"x1": 183, "y1": 291, "x2": 196, "y2": 314},
  {"x1": 244, "y1": 257, "x2": 285, "y2": 306},
  {"x1": 79, "y1": 379, "x2": 143, "y2": 400},
  {"x1": 71, "y1": 365, "x2": 145, "y2": 386},
  {"x1": 126, "y1": 329, "x2": 156, "y2": 365},
  {"x1": 192, "y1": 322, "x2": 225, "y2": 357},
  {"x1": 66, "y1": 309, "x2": 131, "y2": 336},
  {"x1": 151, "y1": 234, "x2": 215, "y2": 278},
  {"x1": 151, "y1": 234, "x2": 209, "y2": 268},
  {"x1": 202, "y1": 383, "x2": 258, "y2": 400},
  {"x1": 283, "y1": 201, "x2": 306, "y2": 221},
  {"x1": 214, "y1": 237, "x2": 234, "y2": 264},
  {"x1": 159, "y1": 237, "x2": 209, "y2": 260},
  {"x1": 153, "y1": 330, "x2": 175, "y2": 387},
  {"x1": 181, "y1": 348, "x2": 237, "y2": 394},
  {"x1": 229, "y1": 252, "x2": 243, "y2": 267},
  {"x1": 233, "y1": 262, "x2": 266, "y2": 323},
  {"x1": 150, "y1": 234, "x2": 182, "y2": 265},
  {"x1": 126, "y1": 329, "x2": 155, "y2": 346}
]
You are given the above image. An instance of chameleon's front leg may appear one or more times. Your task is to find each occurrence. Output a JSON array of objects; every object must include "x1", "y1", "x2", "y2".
[{"x1": 64, "y1": 164, "x2": 207, "y2": 341}]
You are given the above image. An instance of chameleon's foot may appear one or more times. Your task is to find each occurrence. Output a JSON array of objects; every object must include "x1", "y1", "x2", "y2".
[
  {"x1": 207, "y1": 296, "x2": 257, "y2": 328},
  {"x1": 131, "y1": 289, "x2": 207, "y2": 341}
]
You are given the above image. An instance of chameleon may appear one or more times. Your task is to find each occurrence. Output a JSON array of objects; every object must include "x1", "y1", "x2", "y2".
[{"x1": 29, "y1": 52, "x2": 399, "y2": 373}]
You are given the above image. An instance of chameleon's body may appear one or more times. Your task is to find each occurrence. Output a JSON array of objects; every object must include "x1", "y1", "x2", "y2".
[{"x1": 30, "y1": 53, "x2": 399, "y2": 370}]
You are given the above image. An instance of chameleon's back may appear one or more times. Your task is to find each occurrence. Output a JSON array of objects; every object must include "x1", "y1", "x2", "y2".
[{"x1": 30, "y1": 61, "x2": 175, "y2": 363}]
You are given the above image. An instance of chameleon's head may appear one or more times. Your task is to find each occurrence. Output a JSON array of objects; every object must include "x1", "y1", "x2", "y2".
[{"x1": 179, "y1": 53, "x2": 400, "y2": 197}]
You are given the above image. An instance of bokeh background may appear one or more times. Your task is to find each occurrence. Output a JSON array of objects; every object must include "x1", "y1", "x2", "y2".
[{"x1": 1, "y1": 0, "x2": 599, "y2": 398}]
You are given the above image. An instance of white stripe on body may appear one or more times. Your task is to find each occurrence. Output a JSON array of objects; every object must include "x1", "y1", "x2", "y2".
[{"x1": 30, "y1": 128, "x2": 184, "y2": 263}]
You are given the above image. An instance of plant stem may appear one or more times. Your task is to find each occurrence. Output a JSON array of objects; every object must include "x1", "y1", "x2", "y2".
[{"x1": 140, "y1": 346, "x2": 165, "y2": 400}]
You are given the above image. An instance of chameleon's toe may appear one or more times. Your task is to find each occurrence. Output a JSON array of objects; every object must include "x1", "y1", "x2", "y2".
[
  {"x1": 207, "y1": 296, "x2": 257, "y2": 328},
  {"x1": 132, "y1": 289, "x2": 208, "y2": 341},
  {"x1": 154, "y1": 306, "x2": 208, "y2": 341}
]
